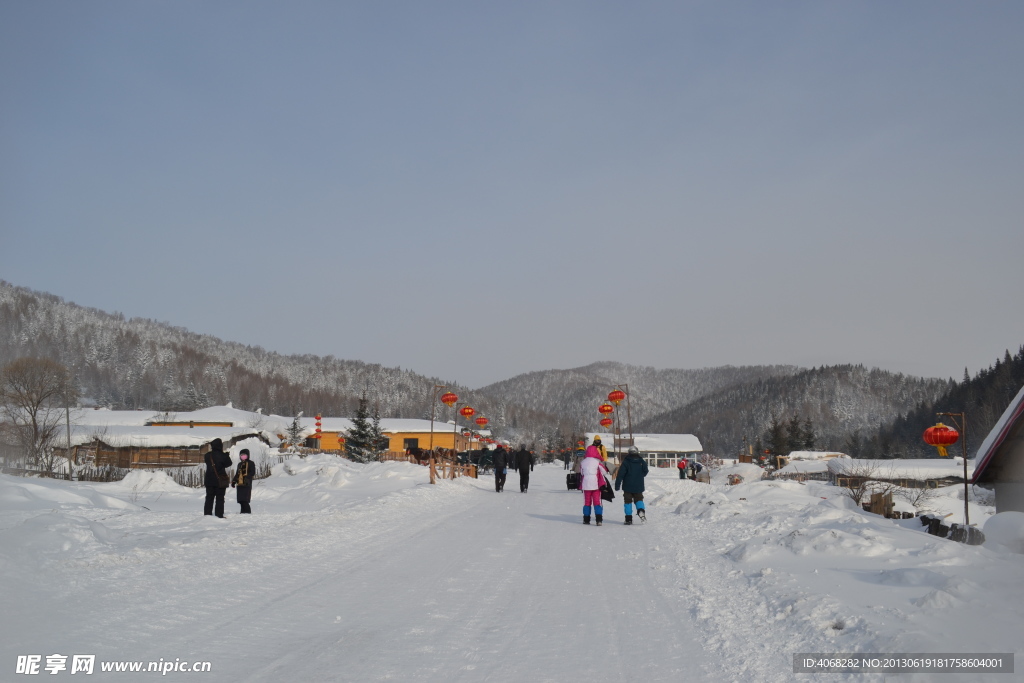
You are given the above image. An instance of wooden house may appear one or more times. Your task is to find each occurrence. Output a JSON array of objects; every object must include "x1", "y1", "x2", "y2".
[
  {"x1": 827, "y1": 458, "x2": 969, "y2": 490},
  {"x1": 57, "y1": 425, "x2": 265, "y2": 469},
  {"x1": 971, "y1": 384, "x2": 1024, "y2": 513}
]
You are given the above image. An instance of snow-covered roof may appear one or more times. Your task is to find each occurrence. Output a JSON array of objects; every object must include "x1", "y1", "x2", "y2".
[
  {"x1": 787, "y1": 450, "x2": 847, "y2": 460},
  {"x1": 68, "y1": 405, "x2": 292, "y2": 434},
  {"x1": 68, "y1": 408, "x2": 158, "y2": 427},
  {"x1": 584, "y1": 433, "x2": 702, "y2": 453},
  {"x1": 65, "y1": 425, "x2": 261, "y2": 449},
  {"x1": 160, "y1": 405, "x2": 292, "y2": 431},
  {"x1": 827, "y1": 458, "x2": 973, "y2": 481},
  {"x1": 777, "y1": 460, "x2": 830, "y2": 475},
  {"x1": 972, "y1": 383, "x2": 1024, "y2": 484}
]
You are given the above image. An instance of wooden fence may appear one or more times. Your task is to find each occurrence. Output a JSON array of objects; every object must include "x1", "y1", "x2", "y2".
[{"x1": 379, "y1": 451, "x2": 477, "y2": 483}]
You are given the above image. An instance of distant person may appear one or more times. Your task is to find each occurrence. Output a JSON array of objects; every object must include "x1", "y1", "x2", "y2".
[
  {"x1": 615, "y1": 446, "x2": 649, "y2": 525},
  {"x1": 493, "y1": 446, "x2": 508, "y2": 493},
  {"x1": 580, "y1": 442, "x2": 609, "y2": 526},
  {"x1": 231, "y1": 448, "x2": 254, "y2": 514},
  {"x1": 592, "y1": 435, "x2": 609, "y2": 462},
  {"x1": 567, "y1": 447, "x2": 585, "y2": 490},
  {"x1": 572, "y1": 448, "x2": 585, "y2": 475},
  {"x1": 515, "y1": 447, "x2": 534, "y2": 492},
  {"x1": 563, "y1": 451, "x2": 571, "y2": 470},
  {"x1": 203, "y1": 438, "x2": 232, "y2": 518},
  {"x1": 677, "y1": 458, "x2": 688, "y2": 480}
]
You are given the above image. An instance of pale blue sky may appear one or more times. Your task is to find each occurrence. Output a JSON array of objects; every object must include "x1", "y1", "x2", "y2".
[{"x1": 2, "y1": 1, "x2": 1022, "y2": 388}]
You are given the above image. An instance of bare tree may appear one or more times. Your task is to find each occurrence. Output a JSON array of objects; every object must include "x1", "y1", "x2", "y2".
[
  {"x1": 245, "y1": 409, "x2": 267, "y2": 432},
  {"x1": 834, "y1": 460, "x2": 898, "y2": 506},
  {"x1": 0, "y1": 358, "x2": 78, "y2": 476},
  {"x1": 895, "y1": 483, "x2": 940, "y2": 510}
]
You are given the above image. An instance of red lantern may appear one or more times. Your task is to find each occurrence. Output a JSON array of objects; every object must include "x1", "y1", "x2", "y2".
[
  {"x1": 608, "y1": 390, "x2": 625, "y2": 405},
  {"x1": 598, "y1": 403, "x2": 614, "y2": 416},
  {"x1": 599, "y1": 417, "x2": 613, "y2": 428},
  {"x1": 440, "y1": 392, "x2": 458, "y2": 407},
  {"x1": 923, "y1": 423, "x2": 959, "y2": 457},
  {"x1": 475, "y1": 416, "x2": 489, "y2": 427},
  {"x1": 459, "y1": 405, "x2": 475, "y2": 419}
]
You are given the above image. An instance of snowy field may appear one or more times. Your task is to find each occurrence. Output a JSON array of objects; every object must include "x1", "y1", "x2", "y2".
[{"x1": 2, "y1": 457, "x2": 1022, "y2": 682}]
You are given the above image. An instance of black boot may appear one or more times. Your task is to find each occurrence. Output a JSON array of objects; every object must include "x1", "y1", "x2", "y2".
[
  {"x1": 624, "y1": 515, "x2": 632, "y2": 525},
  {"x1": 583, "y1": 516, "x2": 591, "y2": 525},
  {"x1": 637, "y1": 509, "x2": 646, "y2": 523},
  {"x1": 596, "y1": 514, "x2": 603, "y2": 526}
]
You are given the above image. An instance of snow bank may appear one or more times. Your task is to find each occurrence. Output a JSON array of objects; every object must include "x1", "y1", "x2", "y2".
[
  {"x1": 983, "y1": 511, "x2": 1024, "y2": 553},
  {"x1": 641, "y1": 466, "x2": 1023, "y2": 680}
]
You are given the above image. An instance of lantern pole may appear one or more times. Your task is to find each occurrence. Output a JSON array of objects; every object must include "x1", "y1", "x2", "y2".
[
  {"x1": 428, "y1": 385, "x2": 447, "y2": 452},
  {"x1": 454, "y1": 402, "x2": 467, "y2": 457},
  {"x1": 614, "y1": 406, "x2": 621, "y2": 463},
  {"x1": 616, "y1": 384, "x2": 633, "y2": 441},
  {"x1": 937, "y1": 411, "x2": 969, "y2": 527}
]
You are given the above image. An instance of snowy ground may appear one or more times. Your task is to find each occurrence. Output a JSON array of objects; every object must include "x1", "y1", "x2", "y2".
[{"x1": 2, "y1": 457, "x2": 1022, "y2": 682}]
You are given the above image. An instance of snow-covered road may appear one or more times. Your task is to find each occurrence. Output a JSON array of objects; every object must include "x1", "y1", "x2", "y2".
[
  {"x1": 237, "y1": 472, "x2": 705, "y2": 682},
  {"x1": 4, "y1": 457, "x2": 1023, "y2": 682}
]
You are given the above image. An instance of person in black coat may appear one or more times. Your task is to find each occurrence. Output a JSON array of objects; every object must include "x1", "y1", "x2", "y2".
[
  {"x1": 231, "y1": 448, "x2": 254, "y2": 514},
  {"x1": 515, "y1": 447, "x2": 534, "y2": 492},
  {"x1": 492, "y1": 446, "x2": 508, "y2": 492},
  {"x1": 614, "y1": 446, "x2": 650, "y2": 525},
  {"x1": 203, "y1": 438, "x2": 233, "y2": 518}
]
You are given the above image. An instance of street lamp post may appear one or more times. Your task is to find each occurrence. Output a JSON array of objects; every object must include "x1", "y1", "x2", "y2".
[
  {"x1": 936, "y1": 411, "x2": 971, "y2": 527},
  {"x1": 428, "y1": 385, "x2": 447, "y2": 452}
]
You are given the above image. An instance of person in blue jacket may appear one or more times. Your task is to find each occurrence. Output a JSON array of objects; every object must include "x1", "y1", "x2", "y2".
[{"x1": 614, "y1": 446, "x2": 649, "y2": 525}]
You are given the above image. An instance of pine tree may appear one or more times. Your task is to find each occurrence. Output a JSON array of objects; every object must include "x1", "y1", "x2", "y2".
[
  {"x1": 286, "y1": 415, "x2": 304, "y2": 454},
  {"x1": 370, "y1": 404, "x2": 388, "y2": 460},
  {"x1": 785, "y1": 414, "x2": 803, "y2": 454},
  {"x1": 843, "y1": 430, "x2": 862, "y2": 458},
  {"x1": 801, "y1": 418, "x2": 816, "y2": 450},
  {"x1": 765, "y1": 414, "x2": 788, "y2": 463},
  {"x1": 346, "y1": 394, "x2": 375, "y2": 463}
]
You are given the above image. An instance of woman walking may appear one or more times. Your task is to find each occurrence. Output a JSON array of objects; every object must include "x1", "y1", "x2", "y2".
[
  {"x1": 231, "y1": 448, "x2": 254, "y2": 514},
  {"x1": 580, "y1": 442, "x2": 609, "y2": 526}
]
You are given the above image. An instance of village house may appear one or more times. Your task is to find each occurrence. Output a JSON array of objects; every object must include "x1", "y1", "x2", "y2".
[
  {"x1": 584, "y1": 433, "x2": 703, "y2": 467},
  {"x1": 971, "y1": 384, "x2": 1024, "y2": 513},
  {"x1": 827, "y1": 457, "x2": 972, "y2": 490},
  {"x1": 299, "y1": 417, "x2": 477, "y2": 453},
  {"x1": 56, "y1": 424, "x2": 264, "y2": 468}
]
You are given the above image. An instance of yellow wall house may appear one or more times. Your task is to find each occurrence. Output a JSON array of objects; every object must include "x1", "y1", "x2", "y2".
[{"x1": 305, "y1": 418, "x2": 475, "y2": 453}]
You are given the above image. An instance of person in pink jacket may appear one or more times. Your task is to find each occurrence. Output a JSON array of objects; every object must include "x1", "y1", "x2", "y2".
[{"x1": 580, "y1": 444, "x2": 609, "y2": 526}]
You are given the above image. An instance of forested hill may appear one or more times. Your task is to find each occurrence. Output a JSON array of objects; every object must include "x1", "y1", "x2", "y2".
[
  {"x1": 7, "y1": 280, "x2": 1005, "y2": 458},
  {"x1": 0, "y1": 280, "x2": 516, "y2": 423},
  {"x1": 475, "y1": 361, "x2": 802, "y2": 432},
  {"x1": 636, "y1": 365, "x2": 951, "y2": 456},
  {"x1": 850, "y1": 346, "x2": 1024, "y2": 459}
]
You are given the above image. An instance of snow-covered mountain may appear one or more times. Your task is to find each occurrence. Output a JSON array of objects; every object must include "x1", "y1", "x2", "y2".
[
  {"x1": 475, "y1": 360, "x2": 802, "y2": 431},
  {"x1": 0, "y1": 280, "x2": 479, "y2": 420},
  {"x1": 637, "y1": 365, "x2": 951, "y2": 455},
  {"x1": 0, "y1": 280, "x2": 962, "y2": 455}
]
